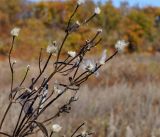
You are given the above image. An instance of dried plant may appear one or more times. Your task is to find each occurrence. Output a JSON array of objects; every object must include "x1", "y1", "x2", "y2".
[{"x1": 0, "y1": 1, "x2": 128, "y2": 137}]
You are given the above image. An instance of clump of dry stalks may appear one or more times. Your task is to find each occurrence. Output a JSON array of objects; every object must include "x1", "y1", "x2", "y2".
[{"x1": 0, "y1": 1, "x2": 128, "y2": 137}]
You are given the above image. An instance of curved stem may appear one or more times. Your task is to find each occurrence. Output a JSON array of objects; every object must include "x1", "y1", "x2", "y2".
[
  {"x1": 71, "y1": 123, "x2": 85, "y2": 137},
  {"x1": 29, "y1": 53, "x2": 52, "y2": 89},
  {"x1": 9, "y1": 36, "x2": 15, "y2": 92},
  {"x1": 19, "y1": 68, "x2": 29, "y2": 86},
  {"x1": 0, "y1": 132, "x2": 11, "y2": 137},
  {"x1": 0, "y1": 37, "x2": 15, "y2": 130},
  {"x1": 0, "y1": 102, "x2": 12, "y2": 130},
  {"x1": 55, "y1": 33, "x2": 69, "y2": 69},
  {"x1": 38, "y1": 48, "x2": 43, "y2": 74}
]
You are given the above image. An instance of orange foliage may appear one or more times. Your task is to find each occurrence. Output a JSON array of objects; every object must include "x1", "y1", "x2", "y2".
[{"x1": 0, "y1": 0, "x2": 160, "y2": 59}]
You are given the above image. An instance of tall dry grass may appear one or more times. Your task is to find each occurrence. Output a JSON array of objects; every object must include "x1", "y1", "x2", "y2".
[{"x1": 0, "y1": 54, "x2": 160, "y2": 137}]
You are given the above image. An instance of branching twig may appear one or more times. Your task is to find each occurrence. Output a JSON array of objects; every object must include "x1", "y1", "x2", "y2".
[
  {"x1": 0, "y1": 2, "x2": 122, "y2": 137},
  {"x1": 0, "y1": 36, "x2": 15, "y2": 130}
]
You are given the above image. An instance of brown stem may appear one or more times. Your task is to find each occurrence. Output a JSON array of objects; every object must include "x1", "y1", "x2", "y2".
[
  {"x1": 29, "y1": 53, "x2": 52, "y2": 89},
  {"x1": 0, "y1": 37, "x2": 15, "y2": 130},
  {"x1": 55, "y1": 32, "x2": 69, "y2": 69},
  {"x1": 0, "y1": 102, "x2": 12, "y2": 130},
  {"x1": 0, "y1": 132, "x2": 11, "y2": 137},
  {"x1": 71, "y1": 123, "x2": 85, "y2": 137},
  {"x1": 38, "y1": 48, "x2": 43, "y2": 74},
  {"x1": 9, "y1": 36, "x2": 15, "y2": 92},
  {"x1": 19, "y1": 67, "x2": 29, "y2": 86}
]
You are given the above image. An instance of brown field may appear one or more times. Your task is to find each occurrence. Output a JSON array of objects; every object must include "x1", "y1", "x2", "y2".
[{"x1": 0, "y1": 53, "x2": 160, "y2": 137}]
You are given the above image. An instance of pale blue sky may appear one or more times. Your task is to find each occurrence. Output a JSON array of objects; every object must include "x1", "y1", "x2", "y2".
[{"x1": 30, "y1": 0, "x2": 160, "y2": 7}]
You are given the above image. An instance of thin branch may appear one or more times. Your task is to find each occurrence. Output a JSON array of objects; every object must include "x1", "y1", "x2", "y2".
[
  {"x1": 0, "y1": 102, "x2": 12, "y2": 130},
  {"x1": 75, "y1": 51, "x2": 118, "y2": 85},
  {"x1": 55, "y1": 32, "x2": 69, "y2": 69},
  {"x1": 67, "y1": 4, "x2": 79, "y2": 30},
  {"x1": 49, "y1": 131, "x2": 53, "y2": 137},
  {"x1": 29, "y1": 53, "x2": 52, "y2": 89},
  {"x1": 0, "y1": 132, "x2": 11, "y2": 137},
  {"x1": 56, "y1": 4, "x2": 79, "y2": 69},
  {"x1": 38, "y1": 48, "x2": 43, "y2": 74},
  {"x1": 83, "y1": 14, "x2": 96, "y2": 25},
  {"x1": 71, "y1": 123, "x2": 85, "y2": 137},
  {"x1": 9, "y1": 36, "x2": 15, "y2": 92},
  {"x1": 19, "y1": 67, "x2": 29, "y2": 86},
  {"x1": 57, "y1": 32, "x2": 101, "y2": 73},
  {"x1": 0, "y1": 37, "x2": 15, "y2": 130}
]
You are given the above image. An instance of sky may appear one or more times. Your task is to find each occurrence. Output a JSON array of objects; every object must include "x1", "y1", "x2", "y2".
[
  {"x1": 111, "y1": 0, "x2": 160, "y2": 7},
  {"x1": 30, "y1": 0, "x2": 160, "y2": 7}
]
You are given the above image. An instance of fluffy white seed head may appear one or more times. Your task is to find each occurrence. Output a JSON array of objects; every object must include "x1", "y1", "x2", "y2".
[
  {"x1": 86, "y1": 61, "x2": 95, "y2": 72},
  {"x1": 34, "y1": 87, "x2": 38, "y2": 91},
  {"x1": 99, "y1": 49, "x2": 107, "y2": 65},
  {"x1": 115, "y1": 40, "x2": 129, "y2": 52},
  {"x1": 74, "y1": 96, "x2": 79, "y2": 101},
  {"x1": 76, "y1": 20, "x2": 80, "y2": 26},
  {"x1": 82, "y1": 60, "x2": 99, "y2": 77},
  {"x1": 11, "y1": 27, "x2": 20, "y2": 37},
  {"x1": 53, "y1": 84, "x2": 62, "y2": 94},
  {"x1": 46, "y1": 41, "x2": 58, "y2": 55},
  {"x1": 82, "y1": 131, "x2": 87, "y2": 136},
  {"x1": 52, "y1": 124, "x2": 62, "y2": 133},
  {"x1": 27, "y1": 65, "x2": 30, "y2": 69},
  {"x1": 94, "y1": 7, "x2": 101, "y2": 14},
  {"x1": 13, "y1": 60, "x2": 17, "y2": 64},
  {"x1": 97, "y1": 28, "x2": 102, "y2": 33},
  {"x1": 82, "y1": 60, "x2": 96, "y2": 72},
  {"x1": 77, "y1": 0, "x2": 85, "y2": 5},
  {"x1": 68, "y1": 51, "x2": 76, "y2": 58}
]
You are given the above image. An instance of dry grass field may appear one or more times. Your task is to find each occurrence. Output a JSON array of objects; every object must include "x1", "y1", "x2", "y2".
[{"x1": 0, "y1": 53, "x2": 160, "y2": 137}]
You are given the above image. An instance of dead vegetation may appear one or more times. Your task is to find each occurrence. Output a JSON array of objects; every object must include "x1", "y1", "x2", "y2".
[{"x1": 0, "y1": 54, "x2": 160, "y2": 137}]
